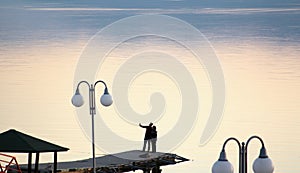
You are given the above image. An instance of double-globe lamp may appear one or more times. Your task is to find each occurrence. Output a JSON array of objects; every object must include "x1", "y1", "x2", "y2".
[
  {"x1": 71, "y1": 80, "x2": 113, "y2": 173},
  {"x1": 71, "y1": 81, "x2": 113, "y2": 107},
  {"x1": 212, "y1": 136, "x2": 274, "y2": 173}
]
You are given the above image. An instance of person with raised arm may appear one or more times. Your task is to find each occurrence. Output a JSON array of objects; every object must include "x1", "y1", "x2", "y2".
[{"x1": 139, "y1": 122, "x2": 153, "y2": 152}]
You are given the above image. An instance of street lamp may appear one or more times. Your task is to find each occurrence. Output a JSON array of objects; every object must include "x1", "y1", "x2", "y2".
[
  {"x1": 212, "y1": 136, "x2": 274, "y2": 173},
  {"x1": 71, "y1": 80, "x2": 113, "y2": 173}
]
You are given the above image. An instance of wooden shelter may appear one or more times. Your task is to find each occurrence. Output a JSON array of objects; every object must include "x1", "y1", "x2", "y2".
[{"x1": 0, "y1": 129, "x2": 69, "y2": 173}]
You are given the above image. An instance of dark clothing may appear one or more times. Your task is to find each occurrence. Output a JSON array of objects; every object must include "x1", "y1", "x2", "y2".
[
  {"x1": 151, "y1": 127, "x2": 157, "y2": 152},
  {"x1": 151, "y1": 129, "x2": 157, "y2": 138},
  {"x1": 140, "y1": 124, "x2": 153, "y2": 140}
]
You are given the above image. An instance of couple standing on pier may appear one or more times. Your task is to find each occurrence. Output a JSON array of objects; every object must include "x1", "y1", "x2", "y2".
[{"x1": 139, "y1": 122, "x2": 157, "y2": 152}]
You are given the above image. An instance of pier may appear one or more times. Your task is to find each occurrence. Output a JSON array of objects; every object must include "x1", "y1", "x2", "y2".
[
  {"x1": 1, "y1": 130, "x2": 188, "y2": 173},
  {"x1": 54, "y1": 150, "x2": 189, "y2": 173}
]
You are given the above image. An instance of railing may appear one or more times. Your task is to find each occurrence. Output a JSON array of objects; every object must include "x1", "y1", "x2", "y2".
[{"x1": 0, "y1": 153, "x2": 22, "y2": 173}]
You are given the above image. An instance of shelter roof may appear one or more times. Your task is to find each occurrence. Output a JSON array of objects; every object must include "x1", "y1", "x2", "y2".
[{"x1": 0, "y1": 129, "x2": 69, "y2": 153}]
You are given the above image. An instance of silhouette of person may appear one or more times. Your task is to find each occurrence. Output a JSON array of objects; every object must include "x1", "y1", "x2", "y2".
[
  {"x1": 139, "y1": 122, "x2": 153, "y2": 152},
  {"x1": 151, "y1": 126, "x2": 157, "y2": 152}
]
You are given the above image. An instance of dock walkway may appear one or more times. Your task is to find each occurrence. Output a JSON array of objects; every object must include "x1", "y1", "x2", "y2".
[{"x1": 54, "y1": 150, "x2": 188, "y2": 173}]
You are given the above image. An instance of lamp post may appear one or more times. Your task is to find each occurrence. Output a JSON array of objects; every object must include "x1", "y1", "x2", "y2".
[
  {"x1": 212, "y1": 136, "x2": 274, "y2": 173},
  {"x1": 71, "y1": 80, "x2": 113, "y2": 173}
]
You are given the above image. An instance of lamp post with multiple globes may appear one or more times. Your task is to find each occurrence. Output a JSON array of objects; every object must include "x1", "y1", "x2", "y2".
[
  {"x1": 212, "y1": 136, "x2": 274, "y2": 173},
  {"x1": 71, "y1": 80, "x2": 113, "y2": 173}
]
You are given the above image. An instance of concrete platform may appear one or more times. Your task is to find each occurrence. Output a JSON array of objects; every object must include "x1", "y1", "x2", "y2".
[{"x1": 53, "y1": 150, "x2": 189, "y2": 173}]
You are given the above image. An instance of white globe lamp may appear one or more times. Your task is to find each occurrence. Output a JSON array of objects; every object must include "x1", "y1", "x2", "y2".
[
  {"x1": 253, "y1": 157, "x2": 274, "y2": 173},
  {"x1": 71, "y1": 91, "x2": 84, "y2": 107},
  {"x1": 100, "y1": 93, "x2": 113, "y2": 107},
  {"x1": 212, "y1": 160, "x2": 234, "y2": 173}
]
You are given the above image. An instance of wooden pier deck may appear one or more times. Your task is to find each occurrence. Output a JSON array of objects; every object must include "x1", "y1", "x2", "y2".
[{"x1": 54, "y1": 150, "x2": 189, "y2": 173}]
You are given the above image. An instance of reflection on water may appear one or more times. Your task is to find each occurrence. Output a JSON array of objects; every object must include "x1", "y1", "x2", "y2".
[{"x1": 0, "y1": 2, "x2": 300, "y2": 173}]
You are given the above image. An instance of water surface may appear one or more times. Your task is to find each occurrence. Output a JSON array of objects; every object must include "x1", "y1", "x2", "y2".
[{"x1": 0, "y1": 1, "x2": 300, "y2": 173}]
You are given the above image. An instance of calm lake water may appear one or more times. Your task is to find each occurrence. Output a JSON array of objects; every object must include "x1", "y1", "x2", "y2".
[{"x1": 0, "y1": 1, "x2": 300, "y2": 173}]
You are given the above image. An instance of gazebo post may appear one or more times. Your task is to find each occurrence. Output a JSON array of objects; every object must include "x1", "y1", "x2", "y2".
[
  {"x1": 54, "y1": 152, "x2": 57, "y2": 173},
  {"x1": 34, "y1": 152, "x2": 40, "y2": 173},
  {"x1": 28, "y1": 152, "x2": 32, "y2": 173}
]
